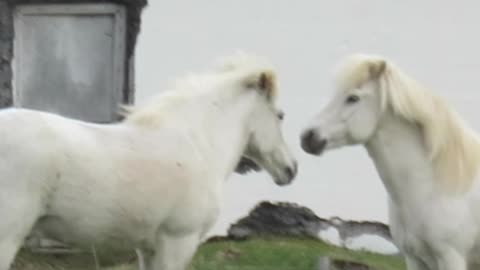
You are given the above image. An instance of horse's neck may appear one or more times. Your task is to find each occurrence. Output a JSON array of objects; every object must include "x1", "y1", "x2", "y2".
[
  {"x1": 167, "y1": 91, "x2": 254, "y2": 180},
  {"x1": 365, "y1": 112, "x2": 436, "y2": 205}
]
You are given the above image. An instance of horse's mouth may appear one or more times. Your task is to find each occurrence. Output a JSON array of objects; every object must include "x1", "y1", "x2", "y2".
[{"x1": 234, "y1": 157, "x2": 261, "y2": 175}]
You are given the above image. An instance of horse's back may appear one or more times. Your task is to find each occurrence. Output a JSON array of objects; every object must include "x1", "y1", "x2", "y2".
[
  {"x1": 0, "y1": 107, "x2": 118, "y2": 146},
  {"x1": 0, "y1": 108, "x2": 86, "y2": 159},
  {"x1": 0, "y1": 108, "x2": 61, "y2": 168},
  {"x1": 0, "y1": 108, "x2": 53, "y2": 139},
  {"x1": 0, "y1": 108, "x2": 90, "y2": 139},
  {"x1": 0, "y1": 108, "x2": 116, "y2": 193}
]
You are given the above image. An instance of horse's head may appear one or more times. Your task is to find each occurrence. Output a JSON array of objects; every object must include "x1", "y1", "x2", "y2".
[
  {"x1": 223, "y1": 53, "x2": 297, "y2": 185},
  {"x1": 301, "y1": 54, "x2": 386, "y2": 155},
  {"x1": 243, "y1": 72, "x2": 297, "y2": 185}
]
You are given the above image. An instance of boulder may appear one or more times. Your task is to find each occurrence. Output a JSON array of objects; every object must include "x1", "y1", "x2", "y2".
[
  {"x1": 226, "y1": 201, "x2": 399, "y2": 254},
  {"x1": 228, "y1": 201, "x2": 330, "y2": 239}
]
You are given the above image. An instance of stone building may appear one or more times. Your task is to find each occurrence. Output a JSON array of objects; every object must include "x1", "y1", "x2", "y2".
[{"x1": 0, "y1": 0, "x2": 147, "y2": 121}]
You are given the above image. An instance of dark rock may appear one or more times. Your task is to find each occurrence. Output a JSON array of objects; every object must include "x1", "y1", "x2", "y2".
[
  {"x1": 226, "y1": 201, "x2": 397, "y2": 254},
  {"x1": 329, "y1": 216, "x2": 392, "y2": 243},
  {"x1": 227, "y1": 201, "x2": 330, "y2": 239}
]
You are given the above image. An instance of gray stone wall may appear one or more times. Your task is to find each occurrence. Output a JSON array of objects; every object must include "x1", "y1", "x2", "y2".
[{"x1": 0, "y1": 0, "x2": 13, "y2": 107}]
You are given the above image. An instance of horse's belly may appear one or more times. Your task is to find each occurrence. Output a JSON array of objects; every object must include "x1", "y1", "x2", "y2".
[
  {"x1": 37, "y1": 169, "x2": 172, "y2": 251},
  {"x1": 32, "y1": 213, "x2": 156, "y2": 253}
]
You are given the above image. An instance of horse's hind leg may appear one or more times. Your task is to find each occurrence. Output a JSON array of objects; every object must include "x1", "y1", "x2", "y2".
[{"x1": 0, "y1": 196, "x2": 42, "y2": 270}]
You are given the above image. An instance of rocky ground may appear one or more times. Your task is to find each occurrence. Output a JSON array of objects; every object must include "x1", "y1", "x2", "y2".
[
  {"x1": 224, "y1": 201, "x2": 398, "y2": 255},
  {"x1": 17, "y1": 201, "x2": 402, "y2": 270}
]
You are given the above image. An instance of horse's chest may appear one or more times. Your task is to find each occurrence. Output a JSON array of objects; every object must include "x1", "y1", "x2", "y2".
[
  {"x1": 389, "y1": 221, "x2": 428, "y2": 257},
  {"x1": 163, "y1": 187, "x2": 221, "y2": 235},
  {"x1": 389, "y1": 200, "x2": 439, "y2": 245},
  {"x1": 389, "y1": 199, "x2": 476, "y2": 262}
]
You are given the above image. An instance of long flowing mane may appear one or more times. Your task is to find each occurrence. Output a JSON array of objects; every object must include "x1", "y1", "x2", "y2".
[
  {"x1": 121, "y1": 52, "x2": 276, "y2": 126},
  {"x1": 338, "y1": 54, "x2": 480, "y2": 191}
]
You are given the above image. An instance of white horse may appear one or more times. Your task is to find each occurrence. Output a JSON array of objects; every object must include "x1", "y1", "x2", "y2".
[
  {"x1": 0, "y1": 53, "x2": 297, "y2": 270},
  {"x1": 301, "y1": 54, "x2": 480, "y2": 270}
]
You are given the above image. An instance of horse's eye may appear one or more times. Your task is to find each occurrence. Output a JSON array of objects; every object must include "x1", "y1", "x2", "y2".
[
  {"x1": 277, "y1": 111, "x2": 284, "y2": 120},
  {"x1": 345, "y1": 95, "x2": 360, "y2": 104}
]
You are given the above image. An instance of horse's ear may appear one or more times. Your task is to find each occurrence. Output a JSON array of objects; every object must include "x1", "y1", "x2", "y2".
[
  {"x1": 368, "y1": 59, "x2": 386, "y2": 80},
  {"x1": 245, "y1": 71, "x2": 276, "y2": 99}
]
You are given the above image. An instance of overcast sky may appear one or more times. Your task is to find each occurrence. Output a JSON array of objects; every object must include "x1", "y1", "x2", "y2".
[{"x1": 134, "y1": 0, "x2": 480, "y2": 236}]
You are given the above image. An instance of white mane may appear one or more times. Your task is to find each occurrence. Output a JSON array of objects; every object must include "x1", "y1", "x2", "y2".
[
  {"x1": 123, "y1": 52, "x2": 276, "y2": 126},
  {"x1": 337, "y1": 54, "x2": 480, "y2": 191},
  {"x1": 214, "y1": 51, "x2": 274, "y2": 73}
]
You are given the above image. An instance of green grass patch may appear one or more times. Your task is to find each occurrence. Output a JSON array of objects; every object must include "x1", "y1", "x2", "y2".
[
  {"x1": 191, "y1": 237, "x2": 405, "y2": 270},
  {"x1": 13, "y1": 237, "x2": 405, "y2": 270}
]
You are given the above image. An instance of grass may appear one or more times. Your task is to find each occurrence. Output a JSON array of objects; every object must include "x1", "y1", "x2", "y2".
[{"x1": 13, "y1": 237, "x2": 406, "y2": 270}]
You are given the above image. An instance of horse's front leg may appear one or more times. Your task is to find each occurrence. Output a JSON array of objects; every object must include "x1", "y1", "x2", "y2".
[
  {"x1": 147, "y1": 232, "x2": 200, "y2": 270},
  {"x1": 436, "y1": 248, "x2": 467, "y2": 270},
  {"x1": 135, "y1": 248, "x2": 148, "y2": 270}
]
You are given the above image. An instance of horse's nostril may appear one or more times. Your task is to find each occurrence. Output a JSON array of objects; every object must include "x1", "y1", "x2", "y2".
[
  {"x1": 285, "y1": 167, "x2": 295, "y2": 179},
  {"x1": 302, "y1": 129, "x2": 315, "y2": 143},
  {"x1": 301, "y1": 130, "x2": 318, "y2": 151},
  {"x1": 318, "y1": 139, "x2": 327, "y2": 150}
]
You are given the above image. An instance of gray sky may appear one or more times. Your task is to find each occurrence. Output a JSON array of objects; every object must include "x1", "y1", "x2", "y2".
[{"x1": 134, "y1": 0, "x2": 480, "y2": 236}]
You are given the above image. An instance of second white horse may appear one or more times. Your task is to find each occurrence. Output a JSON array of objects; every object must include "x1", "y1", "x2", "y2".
[{"x1": 301, "y1": 54, "x2": 480, "y2": 270}]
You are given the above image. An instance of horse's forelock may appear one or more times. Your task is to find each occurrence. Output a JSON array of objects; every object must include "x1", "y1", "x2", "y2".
[
  {"x1": 334, "y1": 54, "x2": 386, "y2": 92},
  {"x1": 214, "y1": 52, "x2": 279, "y2": 99}
]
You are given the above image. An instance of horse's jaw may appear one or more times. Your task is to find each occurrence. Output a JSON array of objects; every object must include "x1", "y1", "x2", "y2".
[{"x1": 234, "y1": 157, "x2": 261, "y2": 175}]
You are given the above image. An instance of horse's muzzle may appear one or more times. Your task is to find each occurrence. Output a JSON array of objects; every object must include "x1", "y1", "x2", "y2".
[
  {"x1": 285, "y1": 161, "x2": 298, "y2": 180},
  {"x1": 300, "y1": 129, "x2": 327, "y2": 155},
  {"x1": 276, "y1": 161, "x2": 298, "y2": 186}
]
